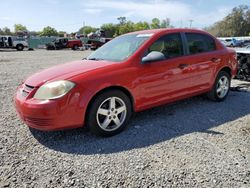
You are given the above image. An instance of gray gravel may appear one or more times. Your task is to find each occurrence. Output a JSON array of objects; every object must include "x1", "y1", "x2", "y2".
[{"x1": 0, "y1": 49, "x2": 249, "y2": 187}]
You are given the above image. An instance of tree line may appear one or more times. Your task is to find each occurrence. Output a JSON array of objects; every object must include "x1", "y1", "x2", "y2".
[
  {"x1": 79, "y1": 17, "x2": 172, "y2": 37},
  {"x1": 205, "y1": 5, "x2": 250, "y2": 37},
  {"x1": 0, "y1": 17, "x2": 171, "y2": 37},
  {"x1": 0, "y1": 5, "x2": 249, "y2": 38}
]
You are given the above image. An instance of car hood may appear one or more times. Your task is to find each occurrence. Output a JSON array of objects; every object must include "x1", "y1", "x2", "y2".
[{"x1": 25, "y1": 60, "x2": 117, "y2": 87}]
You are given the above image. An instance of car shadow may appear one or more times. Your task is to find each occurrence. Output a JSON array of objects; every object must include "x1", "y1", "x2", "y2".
[{"x1": 30, "y1": 90, "x2": 250, "y2": 155}]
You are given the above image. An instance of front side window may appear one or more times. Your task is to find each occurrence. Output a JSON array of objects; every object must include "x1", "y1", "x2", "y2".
[
  {"x1": 147, "y1": 33, "x2": 183, "y2": 59},
  {"x1": 186, "y1": 33, "x2": 216, "y2": 55}
]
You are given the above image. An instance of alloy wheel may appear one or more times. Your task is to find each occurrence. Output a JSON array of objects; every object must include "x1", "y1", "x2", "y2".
[
  {"x1": 216, "y1": 75, "x2": 229, "y2": 98},
  {"x1": 96, "y1": 97, "x2": 127, "y2": 131}
]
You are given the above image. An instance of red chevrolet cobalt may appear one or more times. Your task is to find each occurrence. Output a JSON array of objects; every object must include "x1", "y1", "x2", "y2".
[{"x1": 15, "y1": 29, "x2": 237, "y2": 136}]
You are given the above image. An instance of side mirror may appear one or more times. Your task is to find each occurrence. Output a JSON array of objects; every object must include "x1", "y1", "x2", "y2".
[{"x1": 142, "y1": 51, "x2": 165, "y2": 64}]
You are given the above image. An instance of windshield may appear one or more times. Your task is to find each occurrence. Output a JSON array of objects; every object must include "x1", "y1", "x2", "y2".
[{"x1": 87, "y1": 33, "x2": 152, "y2": 62}]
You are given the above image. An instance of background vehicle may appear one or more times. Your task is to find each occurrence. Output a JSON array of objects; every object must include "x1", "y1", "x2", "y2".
[
  {"x1": 46, "y1": 38, "x2": 68, "y2": 50},
  {"x1": 15, "y1": 29, "x2": 237, "y2": 137},
  {"x1": 89, "y1": 38, "x2": 112, "y2": 50},
  {"x1": 68, "y1": 39, "x2": 83, "y2": 50},
  {"x1": 235, "y1": 45, "x2": 250, "y2": 80},
  {"x1": 223, "y1": 38, "x2": 243, "y2": 47},
  {"x1": 46, "y1": 38, "x2": 82, "y2": 50},
  {"x1": 0, "y1": 36, "x2": 28, "y2": 51},
  {"x1": 86, "y1": 29, "x2": 112, "y2": 50}
]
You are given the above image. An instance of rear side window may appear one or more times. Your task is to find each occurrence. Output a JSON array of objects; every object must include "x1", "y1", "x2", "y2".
[
  {"x1": 186, "y1": 33, "x2": 216, "y2": 55},
  {"x1": 148, "y1": 33, "x2": 183, "y2": 59}
]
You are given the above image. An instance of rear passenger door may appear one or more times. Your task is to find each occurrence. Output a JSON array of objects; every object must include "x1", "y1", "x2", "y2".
[{"x1": 183, "y1": 32, "x2": 219, "y2": 90}]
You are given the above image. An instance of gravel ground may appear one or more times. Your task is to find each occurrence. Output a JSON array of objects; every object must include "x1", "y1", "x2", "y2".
[{"x1": 0, "y1": 49, "x2": 249, "y2": 187}]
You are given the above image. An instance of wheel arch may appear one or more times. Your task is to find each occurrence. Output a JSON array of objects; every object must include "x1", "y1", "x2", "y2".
[
  {"x1": 84, "y1": 85, "x2": 135, "y2": 124},
  {"x1": 218, "y1": 66, "x2": 232, "y2": 77}
]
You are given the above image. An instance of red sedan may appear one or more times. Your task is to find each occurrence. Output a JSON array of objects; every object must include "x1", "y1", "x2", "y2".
[{"x1": 15, "y1": 29, "x2": 237, "y2": 136}]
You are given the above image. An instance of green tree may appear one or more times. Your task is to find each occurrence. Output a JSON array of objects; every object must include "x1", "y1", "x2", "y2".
[
  {"x1": 205, "y1": 5, "x2": 250, "y2": 37},
  {"x1": 0, "y1": 28, "x2": 4, "y2": 35},
  {"x1": 151, "y1": 18, "x2": 160, "y2": 29},
  {"x1": 160, "y1": 18, "x2": 171, "y2": 28},
  {"x1": 58, "y1": 31, "x2": 66, "y2": 37},
  {"x1": 40, "y1": 26, "x2": 58, "y2": 36},
  {"x1": 118, "y1": 21, "x2": 135, "y2": 35},
  {"x1": 14, "y1": 24, "x2": 27, "y2": 33},
  {"x1": 28, "y1": 31, "x2": 40, "y2": 36},
  {"x1": 117, "y1": 17, "x2": 127, "y2": 25},
  {"x1": 2, "y1": 27, "x2": 12, "y2": 35},
  {"x1": 134, "y1": 21, "x2": 150, "y2": 31},
  {"x1": 78, "y1": 26, "x2": 97, "y2": 35},
  {"x1": 100, "y1": 23, "x2": 118, "y2": 38}
]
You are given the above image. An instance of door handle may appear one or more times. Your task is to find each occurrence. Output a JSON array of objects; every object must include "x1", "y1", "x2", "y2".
[
  {"x1": 178, "y1": 64, "x2": 189, "y2": 69},
  {"x1": 211, "y1": 57, "x2": 221, "y2": 63}
]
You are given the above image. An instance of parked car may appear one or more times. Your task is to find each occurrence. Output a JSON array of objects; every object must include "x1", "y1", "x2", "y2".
[
  {"x1": 68, "y1": 39, "x2": 83, "y2": 50},
  {"x1": 223, "y1": 38, "x2": 243, "y2": 47},
  {"x1": 15, "y1": 29, "x2": 237, "y2": 136},
  {"x1": 90, "y1": 38, "x2": 112, "y2": 50},
  {"x1": 235, "y1": 44, "x2": 250, "y2": 53},
  {"x1": 242, "y1": 40, "x2": 250, "y2": 47},
  {"x1": 46, "y1": 38, "x2": 68, "y2": 50},
  {"x1": 46, "y1": 38, "x2": 82, "y2": 50},
  {"x1": 0, "y1": 36, "x2": 28, "y2": 51},
  {"x1": 235, "y1": 45, "x2": 250, "y2": 80}
]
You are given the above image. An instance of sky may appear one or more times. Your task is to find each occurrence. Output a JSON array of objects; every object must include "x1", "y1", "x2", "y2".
[{"x1": 0, "y1": 0, "x2": 249, "y2": 33}]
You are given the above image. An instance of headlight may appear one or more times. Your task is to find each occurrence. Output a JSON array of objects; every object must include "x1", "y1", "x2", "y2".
[{"x1": 34, "y1": 80, "x2": 75, "y2": 100}]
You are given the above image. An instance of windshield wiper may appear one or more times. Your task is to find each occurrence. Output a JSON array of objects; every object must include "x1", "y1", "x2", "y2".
[{"x1": 87, "y1": 57, "x2": 104, "y2": 61}]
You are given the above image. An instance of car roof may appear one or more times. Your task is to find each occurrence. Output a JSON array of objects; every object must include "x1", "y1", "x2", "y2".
[{"x1": 127, "y1": 28, "x2": 211, "y2": 35}]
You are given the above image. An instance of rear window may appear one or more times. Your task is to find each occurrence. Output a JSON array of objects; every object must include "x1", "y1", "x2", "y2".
[{"x1": 186, "y1": 33, "x2": 216, "y2": 55}]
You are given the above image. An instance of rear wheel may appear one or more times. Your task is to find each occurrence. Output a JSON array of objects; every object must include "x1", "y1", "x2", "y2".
[
  {"x1": 207, "y1": 71, "x2": 230, "y2": 101},
  {"x1": 16, "y1": 44, "x2": 24, "y2": 51},
  {"x1": 72, "y1": 45, "x2": 78, "y2": 50},
  {"x1": 86, "y1": 90, "x2": 132, "y2": 137}
]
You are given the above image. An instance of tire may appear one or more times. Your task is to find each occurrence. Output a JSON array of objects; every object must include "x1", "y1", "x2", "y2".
[
  {"x1": 72, "y1": 45, "x2": 78, "y2": 50},
  {"x1": 16, "y1": 44, "x2": 24, "y2": 51},
  {"x1": 207, "y1": 71, "x2": 231, "y2": 102},
  {"x1": 86, "y1": 90, "x2": 132, "y2": 137}
]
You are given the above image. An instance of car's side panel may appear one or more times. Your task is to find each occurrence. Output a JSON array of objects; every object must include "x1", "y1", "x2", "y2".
[{"x1": 14, "y1": 28, "x2": 238, "y2": 131}]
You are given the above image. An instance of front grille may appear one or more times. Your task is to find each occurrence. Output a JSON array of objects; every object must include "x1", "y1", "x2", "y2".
[
  {"x1": 21, "y1": 84, "x2": 35, "y2": 97},
  {"x1": 24, "y1": 117, "x2": 53, "y2": 126}
]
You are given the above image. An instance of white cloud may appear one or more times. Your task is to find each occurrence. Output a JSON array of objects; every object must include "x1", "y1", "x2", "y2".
[
  {"x1": 85, "y1": 0, "x2": 191, "y2": 21},
  {"x1": 82, "y1": 0, "x2": 233, "y2": 28},
  {"x1": 84, "y1": 8, "x2": 103, "y2": 14},
  {"x1": 0, "y1": 17, "x2": 12, "y2": 21},
  {"x1": 44, "y1": 0, "x2": 59, "y2": 5},
  {"x1": 189, "y1": 7, "x2": 232, "y2": 27}
]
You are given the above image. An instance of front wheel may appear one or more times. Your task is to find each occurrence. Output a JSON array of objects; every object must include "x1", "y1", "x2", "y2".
[
  {"x1": 207, "y1": 71, "x2": 231, "y2": 101},
  {"x1": 86, "y1": 90, "x2": 132, "y2": 137}
]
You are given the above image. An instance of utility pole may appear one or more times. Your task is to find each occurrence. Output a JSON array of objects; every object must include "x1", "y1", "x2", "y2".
[
  {"x1": 189, "y1": 19, "x2": 193, "y2": 28},
  {"x1": 83, "y1": 21, "x2": 85, "y2": 34}
]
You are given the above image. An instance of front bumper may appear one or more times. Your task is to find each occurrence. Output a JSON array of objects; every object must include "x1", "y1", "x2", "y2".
[{"x1": 14, "y1": 84, "x2": 84, "y2": 131}]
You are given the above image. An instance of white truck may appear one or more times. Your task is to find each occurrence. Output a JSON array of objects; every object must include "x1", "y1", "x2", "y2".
[{"x1": 0, "y1": 36, "x2": 28, "y2": 51}]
